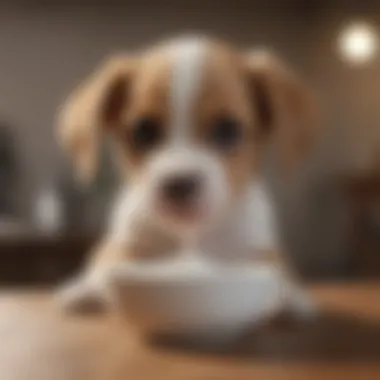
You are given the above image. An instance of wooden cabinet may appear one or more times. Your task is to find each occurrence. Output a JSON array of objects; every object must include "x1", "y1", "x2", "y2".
[
  {"x1": 345, "y1": 177, "x2": 380, "y2": 277},
  {"x1": 0, "y1": 233, "x2": 95, "y2": 286}
]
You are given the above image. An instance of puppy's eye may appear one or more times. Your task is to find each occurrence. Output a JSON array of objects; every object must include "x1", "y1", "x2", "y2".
[
  {"x1": 130, "y1": 117, "x2": 163, "y2": 151},
  {"x1": 209, "y1": 116, "x2": 242, "y2": 150}
]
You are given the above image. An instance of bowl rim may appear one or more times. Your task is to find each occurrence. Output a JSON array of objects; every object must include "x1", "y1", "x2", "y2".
[{"x1": 108, "y1": 261, "x2": 282, "y2": 287}]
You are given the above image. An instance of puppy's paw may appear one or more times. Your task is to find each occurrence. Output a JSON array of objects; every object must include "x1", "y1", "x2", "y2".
[
  {"x1": 286, "y1": 289, "x2": 318, "y2": 322},
  {"x1": 56, "y1": 280, "x2": 108, "y2": 315}
]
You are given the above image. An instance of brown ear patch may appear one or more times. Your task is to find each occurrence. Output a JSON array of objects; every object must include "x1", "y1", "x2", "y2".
[
  {"x1": 250, "y1": 73, "x2": 273, "y2": 136},
  {"x1": 57, "y1": 56, "x2": 135, "y2": 183},
  {"x1": 246, "y1": 51, "x2": 320, "y2": 172},
  {"x1": 102, "y1": 74, "x2": 129, "y2": 128}
]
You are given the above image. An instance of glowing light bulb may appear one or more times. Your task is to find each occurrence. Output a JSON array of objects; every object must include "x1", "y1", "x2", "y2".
[{"x1": 338, "y1": 22, "x2": 378, "y2": 65}]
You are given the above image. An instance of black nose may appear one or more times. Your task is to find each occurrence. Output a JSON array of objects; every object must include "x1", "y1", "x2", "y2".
[{"x1": 162, "y1": 174, "x2": 202, "y2": 205}]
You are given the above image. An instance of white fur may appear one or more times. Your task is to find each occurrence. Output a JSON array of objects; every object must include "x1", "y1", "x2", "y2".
[
  {"x1": 199, "y1": 181, "x2": 278, "y2": 260},
  {"x1": 243, "y1": 182, "x2": 279, "y2": 251},
  {"x1": 108, "y1": 179, "x2": 278, "y2": 258},
  {"x1": 108, "y1": 146, "x2": 229, "y2": 245},
  {"x1": 169, "y1": 37, "x2": 206, "y2": 143}
]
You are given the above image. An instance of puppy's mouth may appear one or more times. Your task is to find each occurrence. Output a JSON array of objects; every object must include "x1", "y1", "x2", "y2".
[
  {"x1": 156, "y1": 198, "x2": 208, "y2": 226},
  {"x1": 156, "y1": 193, "x2": 215, "y2": 229}
]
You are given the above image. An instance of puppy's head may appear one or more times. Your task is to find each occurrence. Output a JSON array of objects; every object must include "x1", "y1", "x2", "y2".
[{"x1": 58, "y1": 36, "x2": 319, "y2": 237}]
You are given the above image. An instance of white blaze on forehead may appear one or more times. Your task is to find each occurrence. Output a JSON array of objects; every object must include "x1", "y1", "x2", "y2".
[{"x1": 168, "y1": 38, "x2": 207, "y2": 142}]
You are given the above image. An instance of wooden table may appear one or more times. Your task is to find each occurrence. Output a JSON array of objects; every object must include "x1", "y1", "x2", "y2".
[{"x1": 0, "y1": 283, "x2": 379, "y2": 380}]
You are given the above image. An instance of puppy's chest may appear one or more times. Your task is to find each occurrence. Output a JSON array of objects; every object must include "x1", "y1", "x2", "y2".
[{"x1": 199, "y1": 185, "x2": 279, "y2": 261}]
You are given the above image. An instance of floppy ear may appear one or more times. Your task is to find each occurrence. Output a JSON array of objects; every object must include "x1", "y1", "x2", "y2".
[
  {"x1": 57, "y1": 55, "x2": 134, "y2": 183},
  {"x1": 245, "y1": 50, "x2": 320, "y2": 172}
]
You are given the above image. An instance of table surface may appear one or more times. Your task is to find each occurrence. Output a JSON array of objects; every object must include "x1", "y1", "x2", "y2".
[{"x1": 0, "y1": 283, "x2": 379, "y2": 380}]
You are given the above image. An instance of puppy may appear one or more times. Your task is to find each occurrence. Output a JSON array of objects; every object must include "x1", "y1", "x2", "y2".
[{"x1": 57, "y1": 35, "x2": 319, "y2": 318}]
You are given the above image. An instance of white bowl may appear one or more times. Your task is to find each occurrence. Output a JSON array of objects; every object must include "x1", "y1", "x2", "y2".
[{"x1": 109, "y1": 256, "x2": 285, "y2": 345}]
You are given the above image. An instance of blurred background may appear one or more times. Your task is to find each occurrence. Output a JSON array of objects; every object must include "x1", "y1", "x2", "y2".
[{"x1": 0, "y1": 0, "x2": 378, "y2": 286}]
